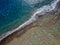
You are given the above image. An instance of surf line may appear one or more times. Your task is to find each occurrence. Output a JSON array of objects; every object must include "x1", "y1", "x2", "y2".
[{"x1": 0, "y1": 0, "x2": 59, "y2": 41}]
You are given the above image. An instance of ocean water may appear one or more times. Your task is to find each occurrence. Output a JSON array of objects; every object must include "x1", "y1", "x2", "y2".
[{"x1": 0, "y1": 0, "x2": 54, "y2": 36}]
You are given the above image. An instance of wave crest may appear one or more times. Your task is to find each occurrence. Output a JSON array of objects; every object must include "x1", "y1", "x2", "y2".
[{"x1": 0, "y1": 0, "x2": 59, "y2": 41}]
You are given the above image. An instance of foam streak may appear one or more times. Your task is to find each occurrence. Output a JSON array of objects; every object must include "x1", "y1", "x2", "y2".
[{"x1": 0, "y1": 0, "x2": 59, "y2": 41}]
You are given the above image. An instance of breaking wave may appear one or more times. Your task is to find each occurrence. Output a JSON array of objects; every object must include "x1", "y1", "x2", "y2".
[{"x1": 0, "y1": 0, "x2": 59, "y2": 41}]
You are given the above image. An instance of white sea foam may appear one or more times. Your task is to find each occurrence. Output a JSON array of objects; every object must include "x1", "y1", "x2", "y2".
[
  {"x1": 24, "y1": 0, "x2": 44, "y2": 5},
  {"x1": 0, "y1": 0, "x2": 59, "y2": 41}
]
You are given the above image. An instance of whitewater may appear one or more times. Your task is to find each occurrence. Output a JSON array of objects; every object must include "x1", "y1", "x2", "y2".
[{"x1": 0, "y1": 0, "x2": 59, "y2": 41}]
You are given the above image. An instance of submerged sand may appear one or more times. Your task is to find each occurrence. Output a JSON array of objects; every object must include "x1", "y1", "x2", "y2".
[{"x1": 0, "y1": 12, "x2": 60, "y2": 45}]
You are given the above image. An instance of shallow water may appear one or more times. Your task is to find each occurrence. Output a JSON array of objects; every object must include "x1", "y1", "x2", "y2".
[{"x1": 0, "y1": 0, "x2": 54, "y2": 36}]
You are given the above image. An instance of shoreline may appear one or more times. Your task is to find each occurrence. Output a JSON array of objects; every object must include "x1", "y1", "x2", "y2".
[{"x1": 0, "y1": 0, "x2": 59, "y2": 41}]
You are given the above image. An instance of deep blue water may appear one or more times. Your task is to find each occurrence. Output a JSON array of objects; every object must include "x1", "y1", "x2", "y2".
[{"x1": 0, "y1": 0, "x2": 54, "y2": 35}]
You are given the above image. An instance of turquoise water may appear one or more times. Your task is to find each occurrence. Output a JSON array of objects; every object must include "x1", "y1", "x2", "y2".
[{"x1": 0, "y1": 0, "x2": 54, "y2": 36}]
